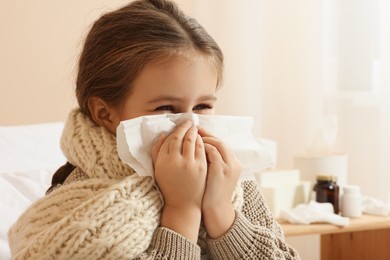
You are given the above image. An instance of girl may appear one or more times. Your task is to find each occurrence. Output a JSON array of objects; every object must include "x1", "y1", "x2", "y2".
[{"x1": 8, "y1": 0, "x2": 300, "y2": 259}]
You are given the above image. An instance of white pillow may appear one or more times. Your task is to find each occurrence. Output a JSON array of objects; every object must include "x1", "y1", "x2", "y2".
[
  {"x1": 0, "y1": 122, "x2": 66, "y2": 174},
  {"x1": 0, "y1": 122, "x2": 66, "y2": 259}
]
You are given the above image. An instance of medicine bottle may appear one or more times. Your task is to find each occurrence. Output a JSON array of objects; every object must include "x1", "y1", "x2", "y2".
[
  {"x1": 341, "y1": 185, "x2": 362, "y2": 218},
  {"x1": 313, "y1": 175, "x2": 339, "y2": 214}
]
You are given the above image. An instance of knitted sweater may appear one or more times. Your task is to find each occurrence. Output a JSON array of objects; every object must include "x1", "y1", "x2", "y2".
[{"x1": 8, "y1": 109, "x2": 300, "y2": 259}]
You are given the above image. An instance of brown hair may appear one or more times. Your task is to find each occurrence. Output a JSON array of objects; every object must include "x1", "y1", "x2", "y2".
[{"x1": 76, "y1": 0, "x2": 224, "y2": 118}]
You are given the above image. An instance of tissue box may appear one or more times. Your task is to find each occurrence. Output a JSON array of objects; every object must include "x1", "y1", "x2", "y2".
[{"x1": 255, "y1": 169, "x2": 311, "y2": 217}]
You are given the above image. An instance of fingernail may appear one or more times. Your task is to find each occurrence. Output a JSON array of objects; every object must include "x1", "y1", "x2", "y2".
[{"x1": 183, "y1": 120, "x2": 192, "y2": 126}]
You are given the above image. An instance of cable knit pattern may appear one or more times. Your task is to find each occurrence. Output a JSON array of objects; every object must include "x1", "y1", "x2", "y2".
[
  {"x1": 60, "y1": 109, "x2": 135, "y2": 180},
  {"x1": 8, "y1": 109, "x2": 299, "y2": 259}
]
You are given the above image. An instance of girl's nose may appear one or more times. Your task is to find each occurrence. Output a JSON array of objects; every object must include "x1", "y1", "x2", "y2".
[{"x1": 176, "y1": 108, "x2": 193, "y2": 114}]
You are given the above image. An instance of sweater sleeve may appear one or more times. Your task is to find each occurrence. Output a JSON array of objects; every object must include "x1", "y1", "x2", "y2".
[
  {"x1": 8, "y1": 177, "x2": 200, "y2": 260},
  {"x1": 206, "y1": 180, "x2": 300, "y2": 259},
  {"x1": 136, "y1": 227, "x2": 201, "y2": 259}
]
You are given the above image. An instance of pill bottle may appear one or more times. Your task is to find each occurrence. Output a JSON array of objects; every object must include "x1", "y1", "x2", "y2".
[
  {"x1": 313, "y1": 175, "x2": 339, "y2": 214},
  {"x1": 341, "y1": 185, "x2": 362, "y2": 218}
]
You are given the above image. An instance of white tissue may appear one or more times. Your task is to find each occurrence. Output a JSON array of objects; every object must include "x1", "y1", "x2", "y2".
[
  {"x1": 116, "y1": 113, "x2": 274, "y2": 180},
  {"x1": 362, "y1": 196, "x2": 390, "y2": 216},
  {"x1": 280, "y1": 201, "x2": 349, "y2": 226}
]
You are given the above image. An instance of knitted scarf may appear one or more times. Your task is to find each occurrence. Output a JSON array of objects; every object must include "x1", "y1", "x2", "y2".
[{"x1": 60, "y1": 109, "x2": 137, "y2": 180}]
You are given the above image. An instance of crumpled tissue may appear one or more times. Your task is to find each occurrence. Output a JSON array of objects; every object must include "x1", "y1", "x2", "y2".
[
  {"x1": 280, "y1": 201, "x2": 349, "y2": 226},
  {"x1": 116, "y1": 113, "x2": 274, "y2": 180},
  {"x1": 362, "y1": 195, "x2": 390, "y2": 216}
]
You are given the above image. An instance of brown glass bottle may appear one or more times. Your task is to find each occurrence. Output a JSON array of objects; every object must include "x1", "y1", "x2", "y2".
[{"x1": 313, "y1": 175, "x2": 339, "y2": 214}]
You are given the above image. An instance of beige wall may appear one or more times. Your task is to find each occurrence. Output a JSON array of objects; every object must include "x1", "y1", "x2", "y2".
[
  {"x1": 0, "y1": 0, "x2": 196, "y2": 125},
  {"x1": 0, "y1": 1, "x2": 118, "y2": 125}
]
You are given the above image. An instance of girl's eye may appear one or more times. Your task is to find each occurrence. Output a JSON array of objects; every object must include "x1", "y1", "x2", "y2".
[
  {"x1": 155, "y1": 105, "x2": 175, "y2": 112},
  {"x1": 193, "y1": 104, "x2": 212, "y2": 111}
]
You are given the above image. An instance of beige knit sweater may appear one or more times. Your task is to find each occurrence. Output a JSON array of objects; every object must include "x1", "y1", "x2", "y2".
[{"x1": 8, "y1": 109, "x2": 300, "y2": 259}]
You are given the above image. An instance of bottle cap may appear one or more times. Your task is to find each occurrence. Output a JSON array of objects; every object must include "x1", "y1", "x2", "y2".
[{"x1": 316, "y1": 175, "x2": 337, "y2": 182}]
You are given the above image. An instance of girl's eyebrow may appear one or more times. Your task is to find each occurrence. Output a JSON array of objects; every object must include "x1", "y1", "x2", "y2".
[
  {"x1": 199, "y1": 95, "x2": 218, "y2": 102},
  {"x1": 147, "y1": 96, "x2": 181, "y2": 104},
  {"x1": 147, "y1": 95, "x2": 217, "y2": 104}
]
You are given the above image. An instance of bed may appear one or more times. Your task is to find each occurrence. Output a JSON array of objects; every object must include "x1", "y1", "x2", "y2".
[{"x1": 0, "y1": 122, "x2": 66, "y2": 259}]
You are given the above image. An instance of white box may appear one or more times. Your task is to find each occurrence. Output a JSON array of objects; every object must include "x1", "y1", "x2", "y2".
[{"x1": 255, "y1": 169, "x2": 311, "y2": 217}]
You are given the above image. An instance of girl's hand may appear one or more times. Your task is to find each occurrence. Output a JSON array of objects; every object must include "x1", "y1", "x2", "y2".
[
  {"x1": 152, "y1": 120, "x2": 207, "y2": 242},
  {"x1": 198, "y1": 126, "x2": 242, "y2": 239}
]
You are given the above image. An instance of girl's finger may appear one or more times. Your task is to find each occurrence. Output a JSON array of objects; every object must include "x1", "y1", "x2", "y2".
[
  {"x1": 182, "y1": 126, "x2": 198, "y2": 158},
  {"x1": 194, "y1": 133, "x2": 206, "y2": 160},
  {"x1": 202, "y1": 136, "x2": 231, "y2": 163},
  {"x1": 167, "y1": 120, "x2": 193, "y2": 154},
  {"x1": 152, "y1": 133, "x2": 167, "y2": 164},
  {"x1": 204, "y1": 143, "x2": 223, "y2": 164}
]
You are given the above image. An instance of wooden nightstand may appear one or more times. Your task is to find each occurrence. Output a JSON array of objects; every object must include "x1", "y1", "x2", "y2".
[{"x1": 278, "y1": 214, "x2": 390, "y2": 260}]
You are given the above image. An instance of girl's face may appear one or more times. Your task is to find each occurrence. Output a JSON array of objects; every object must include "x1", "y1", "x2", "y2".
[{"x1": 112, "y1": 53, "x2": 218, "y2": 126}]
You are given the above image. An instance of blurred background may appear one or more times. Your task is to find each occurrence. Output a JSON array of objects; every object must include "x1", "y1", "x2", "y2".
[{"x1": 1, "y1": 1, "x2": 389, "y2": 259}]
